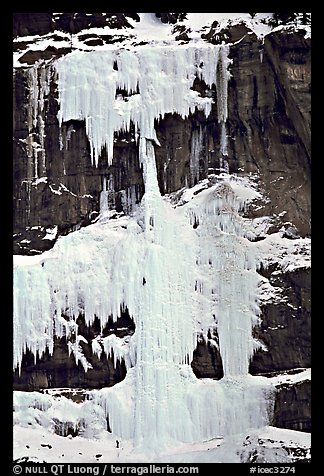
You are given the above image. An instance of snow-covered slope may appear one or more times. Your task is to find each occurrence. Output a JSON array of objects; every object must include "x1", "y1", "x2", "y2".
[
  {"x1": 13, "y1": 13, "x2": 311, "y2": 68},
  {"x1": 14, "y1": 381, "x2": 311, "y2": 463}
]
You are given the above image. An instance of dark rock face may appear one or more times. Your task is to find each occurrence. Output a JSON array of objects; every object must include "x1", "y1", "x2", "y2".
[
  {"x1": 13, "y1": 19, "x2": 310, "y2": 433},
  {"x1": 202, "y1": 22, "x2": 252, "y2": 44},
  {"x1": 13, "y1": 341, "x2": 126, "y2": 391},
  {"x1": 155, "y1": 13, "x2": 187, "y2": 24},
  {"x1": 226, "y1": 30, "x2": 311, "y2": 237},
  {"x1": 191, "y1": 338, "x2": 223, "y2": 379},
  {"x1": 273, "y1": 379, "x2": 311, "y2": 432},
  {"x1": 13, "y1": 13, "x2": 140, "y2": 38},
  {"x1": 18, "y1": 47, "x2": 72, "y2": 65},
  {"x1": 14, "y1": 313, "x2": 134, "y2": 390},
  {"x1": 13, "y1": 13, "x2": 53, "y2": 38},
  {"x1": 251, "y1": 267, "x2": 311, "y2": 374}
]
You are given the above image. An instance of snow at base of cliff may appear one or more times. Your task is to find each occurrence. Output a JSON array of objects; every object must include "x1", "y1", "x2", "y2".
[{"x1": 13, "y1": 423, "x2": 310, "y2": 464}]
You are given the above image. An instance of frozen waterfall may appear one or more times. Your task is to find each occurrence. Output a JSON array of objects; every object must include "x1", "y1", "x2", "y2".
[
  {"x1": 55, "y1": 44, "x2": 230, "y2": 166},
  {"x1": 14, "y1": 43, "x2": 274, "y2": 454}
]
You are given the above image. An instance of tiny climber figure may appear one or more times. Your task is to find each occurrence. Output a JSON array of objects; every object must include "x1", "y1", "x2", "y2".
[{"x1": 116, "y1": 440, "x2": 120, "y2": 449}]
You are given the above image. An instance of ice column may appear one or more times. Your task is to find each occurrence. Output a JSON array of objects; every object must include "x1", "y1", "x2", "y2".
[
  {"x1": 216, "y1": 44, "x2": 231, "y2": 170},
  {"x1": 188, "y1": 181, "x2": 260, "y2": 376},
  {"x1": 190, "y1": 126, "x2": 203, "y2": 186},
  {"x1": 213, "y1": 208, "x2": 259, "y2": 376},
  {"x1": 13, "y1": 259, "x2": 53, "y2": 374},
  {"x1": 129, "y1": 138, "x2": 197, "y2": 450}
]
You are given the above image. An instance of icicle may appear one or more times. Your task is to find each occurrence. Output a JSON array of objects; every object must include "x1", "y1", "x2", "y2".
[
  {"x1": 55, "y1": 45, "x2": 224, "y2": 167},
  {"x1": 99, "y1": 175, "x2": 117, "y2": 220},
  {"x1": 186, "y1": 176, "x2": 261, "y2": 376},
  {"x1": 190, "y1": 126, "x2": 203, "y2": 186},
  {"x1": 101, "y1": 334, "x2": 131, "y2": 368},
  {"x1": 216, "y1": 44, "x2": 231, "y2": 160},
  {"x1": 120, "y1": 185, "x2": 140, "y2": 215},
  {"x1": 99, "y1": 176, "x2": 109, "y2": 218},
  {"x1": 13, "y1": 257, "x2": 53, "y2": 374},
  {"x1": 68, "y1": 335, "x2": 93, "y2": 372},
  {"x1": 25, "y1": 62, "x2": 50, "y2": 180}
]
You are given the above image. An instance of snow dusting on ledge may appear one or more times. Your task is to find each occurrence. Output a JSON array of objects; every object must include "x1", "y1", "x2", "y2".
[{"x1": 270, "y1": 368, "x2": 311, "y2": 387}]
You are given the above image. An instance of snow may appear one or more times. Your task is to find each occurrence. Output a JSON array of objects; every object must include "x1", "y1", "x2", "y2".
[
  {"x1": 43, "y1": 226, "x2": 58, "y2": 241},
  {"x1": 259, "y1": 425, "x2": 310, "y2": 448},
  {"x1": 68, "y1": 336, "x2": 93, "y2": 372},
  {"x1": 257, "y1": 276, "x2": 285, "y2": 305},
  {"x1": 270, "y1": 368, "x2": 311, "y2": 387},
  {"x1": 175, "y1": 173, "x2": 261, "y2": 208},
  {"x1": 13, "y1": 254, "x2": 45, "y2": 266},
  {"x1": 249, "y1": 216, "x2": 273, "y2": 237},
  {"x1": 270, "y1": 23, "x2": 311, "y2": 40},
  {"x1": 255, "y1": 233, "x2": 311, "y2": 273},
  {"x1": 183, "y1": 13, "x2": 273, "y2": 40},
  {"x1": 13, "y1": 420, "x2": 310, "y2": 463},
  {"x1": 126, "y1": 13, "x2": 173, "y2": 42},
  {"x1": 46, "y1": 181, "x2": 94, "y2": 199},
  {"x1": 14, "y1": 390, "x2": 90, "y2": 438},
  {"x1": 32, "y1": 176, "x2": 48, "y2": 186},
  {"x1": 49, "y1": 184, "x2": 62, "y2": 195}
]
